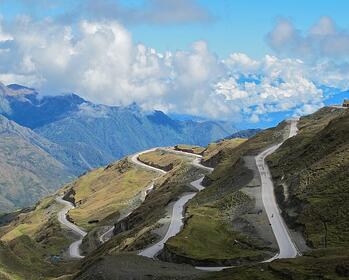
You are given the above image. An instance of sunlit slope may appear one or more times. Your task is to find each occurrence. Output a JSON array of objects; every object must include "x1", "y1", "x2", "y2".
[
  {"x1": 138, "y1": 149, "x2": 190, "y2": 170},
  {"x1": 62, "y1": 159, "x2": 158, "y2": 230}
]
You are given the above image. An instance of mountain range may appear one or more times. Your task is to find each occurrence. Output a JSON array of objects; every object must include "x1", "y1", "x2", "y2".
[
  {"x1": 0, "y1": 82, "x2": 237, "y2": 211},
  {"x1": 0, "y1": 105, "x2": 348, "y2": 280}
]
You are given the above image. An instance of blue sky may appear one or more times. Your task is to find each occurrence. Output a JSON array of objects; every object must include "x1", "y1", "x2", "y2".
[
  {"x1": 1, "y1": 0, "x2": 349, "y2": 58},
  {"x1": 0, "y1": 0, "x2": 348, "y2": 126}
]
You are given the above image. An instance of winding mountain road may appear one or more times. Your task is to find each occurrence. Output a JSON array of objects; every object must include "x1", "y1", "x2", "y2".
[
  {"x1": 56, "y1": 197, "x2": 87, "y2": 259},
  {"x1": 134, "y1": 148, "x2": 212, "y2": 258},
  {"x1": 135, "y1": 120, "x2": 300, "y2": 270},
  {"x1": 256, "y1": 119, "x2": 300, "y2": 260},
  {"x1": 56, "y1": 120, "x2": 299, "y2": 265}
]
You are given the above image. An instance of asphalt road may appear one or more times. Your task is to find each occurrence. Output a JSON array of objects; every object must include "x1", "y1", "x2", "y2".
[
  {"x1": 56, "y1": 197, "x2": 87, "y2": 259},
  {"x1": 133, "y1": 148, "x2": 210, "y2": 258},
  {"x1": 255, "y1": 119, "x2": 300, "y2": 261},
  {"x1": 57, "y1": 121, "x2": 300, "y2": 265}
]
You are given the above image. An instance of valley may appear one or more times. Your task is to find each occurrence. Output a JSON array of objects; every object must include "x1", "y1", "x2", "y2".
[
  {"x1": 1, "y1": 2, "x2": 349, "y2": 279},
  {"x1": 0, "y1": 106, "x2": 348, "y2": 279}
]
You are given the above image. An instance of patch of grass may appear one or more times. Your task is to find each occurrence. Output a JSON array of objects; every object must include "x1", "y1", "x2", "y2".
[
  {"x1": 166, "y1": 191, "x2": 264, "y2": 262},
  {"x1": 0, "y1": 235, "x2": 76, "y2": 280},
  {"x1": 67, "y1": 159, "x2": 157, "y2": 230},
  {"x1": 0, "y1": 197, "x2": 73, "y2": 256}
]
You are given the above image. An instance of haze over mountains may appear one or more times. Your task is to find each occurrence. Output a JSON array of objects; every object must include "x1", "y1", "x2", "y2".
[{"x1": 0, "y1": 82, "x2": 237, "y2": 210}]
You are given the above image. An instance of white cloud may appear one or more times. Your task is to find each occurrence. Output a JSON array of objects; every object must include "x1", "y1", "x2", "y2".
[
  {"x1": 267, "y1": 16, "x2": 349, "y2": 60},
  {"x1": 0, "y1": 16, "x2": 346, "y2": 124}
]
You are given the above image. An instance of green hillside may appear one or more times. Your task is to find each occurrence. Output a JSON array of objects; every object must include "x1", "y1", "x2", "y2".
[{"x1": 267, "y1": 107, "x2": 349, "y2": 248}]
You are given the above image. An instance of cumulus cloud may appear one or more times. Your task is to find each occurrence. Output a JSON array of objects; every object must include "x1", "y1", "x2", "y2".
[
  {"x1": 215, "y1": 54, "x2": 324, "y2": 120},
  {"x1": 0, "y1": 16, "x2": 346, "y2": 124},
  {"x1": 267, "y1": 16, "x2": 349, "y2": 60}
]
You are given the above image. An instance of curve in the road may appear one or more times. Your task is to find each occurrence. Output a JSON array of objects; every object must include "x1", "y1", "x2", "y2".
[
  {"x1": 56, "y1": 197, "x2": 87, "y2": 259},
  {"x1": 136, "y1": 120, "x2": 300, "y2": 270},
  {"x1": 57, "y1": 119, "x2": 299, "y2": 265},
  {"x1": 135, "y1": 148, "x2": 212, "y2": 258}
]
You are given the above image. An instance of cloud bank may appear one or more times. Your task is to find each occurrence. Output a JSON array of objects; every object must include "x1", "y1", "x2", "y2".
[
  {"x1": 0, "y1": 16, "x2": 348, "y2": 124},
  {"x1": 267, "y1": 16, "x2": 349, "y2": 60}
]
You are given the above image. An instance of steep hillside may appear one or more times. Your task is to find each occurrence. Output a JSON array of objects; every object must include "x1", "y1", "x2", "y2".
[
  {"x1": 35, "y1": 105, "x2": 236, "y2": 168},
  {"x1": 0, "y1": 115, "x2": 75, "y2": 211},
  {"x1": 0, "y1": 196, "x2": 76, "y2": 279},
  {"x1": 267, "y1": 107, "x2": 349, "y2": 248}
]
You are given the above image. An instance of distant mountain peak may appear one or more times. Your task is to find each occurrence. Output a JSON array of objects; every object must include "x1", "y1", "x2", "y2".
[{"x1": 0, "y1": 83, "x2": 37, "y2": 96}]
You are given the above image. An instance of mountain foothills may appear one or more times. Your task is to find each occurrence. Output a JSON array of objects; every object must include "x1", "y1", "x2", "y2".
[
  {"x1": 0, "y1": 82, "x2": 237, "y2": 211},
  {"x1": 0, "y1": 105, "x2": 347, "y2": 279}
]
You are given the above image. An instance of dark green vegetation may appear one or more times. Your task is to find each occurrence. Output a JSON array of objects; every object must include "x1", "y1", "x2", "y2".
[
  {"x1": 0, "y1": 236, "x2": 75, "y2": 280},
  {"x1": 164, "y1": 191, "x2": 266, "y2": 266},
  {"x1": 268, "y1": 107, "x2": 349, "y2": 249},
  {"x1": 75, "y1": 254, "x2": 205, "y2": 280},
  {"x1": 202, "y1": 249, "x2": 349, "y2": 280}
]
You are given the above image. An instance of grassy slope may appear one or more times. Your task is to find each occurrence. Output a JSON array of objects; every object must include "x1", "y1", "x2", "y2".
[
  {"x1": 63, "y1": 159, "x2": 157, "y2": 231},
  {"x1": 0, "y1": 196, "x2": 73, "y2": 256},
  {"x1": 79, "y1": 160, "x2": 203, "y2": 266},
  {"x1": 267, "y1": 107, "x2": 349, "y2": 248},
  {"x1": 0, "y1": 235, "x2": 76, "y2": 280},
  {"x1": 0, "y1": 197, "x2": 76, "y2": 279},
  {"x1": 201, "y1": 138, "x2": 247, "y2": 167},
  {"x1": 165, "y1": 124, "x2": 289, "y2": 263},
  {"x1": 166, "y1": 191, "x2": 264, "y2": 263}
]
